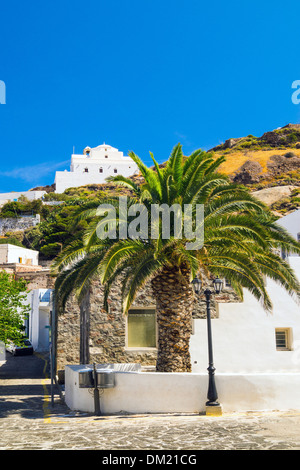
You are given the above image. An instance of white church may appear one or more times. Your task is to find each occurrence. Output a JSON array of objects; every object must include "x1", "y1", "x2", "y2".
[{"x1": 54, "y1": 144, "x2": 139, "y2": 193}]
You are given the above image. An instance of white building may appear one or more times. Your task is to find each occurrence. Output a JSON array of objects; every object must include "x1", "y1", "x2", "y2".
[
  {"x1": 190, "y1": 256, "x2": 300, "y2": 375},
  {"x1": 54, "y1": 144, "x2": 139, "y2": 193},
  {"x1": 0, "y1": 244, "x2": 39, "y2": 267},
  {"x1": 0, "y1": 190, "x2": 46, "y2": 207},
  {"x1": 66, "y1": 210, "x2": 300, "y2": 414},
  {"x1": 0, "y1": 245, "x2": 51, "y2": 353},
  {"x1": 190, "y1": 209, "x2": 300, "y2": 375},
  {"x1": 27, "y1": 288, "x2": 52, "y2": 352},
  {"x1": 276, "y1": 208, "x2": 300, "y2": 251}
]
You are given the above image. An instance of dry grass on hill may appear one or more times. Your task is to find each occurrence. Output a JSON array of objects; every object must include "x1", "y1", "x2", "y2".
[{"x1": 217, "y1": 148, "x2": 300, "y2": 176}]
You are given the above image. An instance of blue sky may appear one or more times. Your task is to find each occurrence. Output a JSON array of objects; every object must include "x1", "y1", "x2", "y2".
[{"x1": 1, "y1": 0, "x2": 300, "y2": 192}]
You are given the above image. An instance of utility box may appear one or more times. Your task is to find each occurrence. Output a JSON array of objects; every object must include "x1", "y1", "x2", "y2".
[
  {"x1": 96, "y1": 369, "x2": 115, "y2": 389},
  {"x1": 78, "y1": 367, "x2": 115, "y2": 389}
]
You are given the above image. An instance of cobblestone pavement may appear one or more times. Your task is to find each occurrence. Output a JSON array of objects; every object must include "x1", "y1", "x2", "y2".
[
  {"x1": 1, "y1": 353, "x2": 300, "y2": 451},
  {"x1": 1, "y1": 377, "x2": 300, "y2": 450}
]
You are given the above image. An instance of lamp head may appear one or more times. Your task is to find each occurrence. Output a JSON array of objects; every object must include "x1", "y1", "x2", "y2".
[
  {"x1": 213, "y1": 277, "x2": 223, "y2": 294},
  {"x1": 192, "y1": 276, "x2": 202, "y2": 295}
]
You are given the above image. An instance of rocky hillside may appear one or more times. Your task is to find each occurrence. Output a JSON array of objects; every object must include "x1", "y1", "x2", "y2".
[
  {"x1": 17, "y1": 123, "x2": 300, "y2": 221},
  {"x1": 209, "y1": 124, "x2": 300, "y2": 216}
]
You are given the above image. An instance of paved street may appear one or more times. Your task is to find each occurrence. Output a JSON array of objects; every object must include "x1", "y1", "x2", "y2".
[{"x1": 1, "y1": 353, "x2": 300, "y2": 451}]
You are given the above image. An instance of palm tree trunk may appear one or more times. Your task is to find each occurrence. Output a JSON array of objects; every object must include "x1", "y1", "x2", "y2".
[{"x1": 151, "y1": 265, "x2": 194, "y2": 372}]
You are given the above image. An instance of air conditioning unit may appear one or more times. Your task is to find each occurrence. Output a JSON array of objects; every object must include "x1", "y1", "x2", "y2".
[
  {"x1": 78, "y1": 367, "x2": 115, "y2": 389},
  {"x1": 96, "y1": 369, "x2": 115, "y2": 389},
  {"x1": 78, "y1": 369, "x2": 94, "y2": 388}
]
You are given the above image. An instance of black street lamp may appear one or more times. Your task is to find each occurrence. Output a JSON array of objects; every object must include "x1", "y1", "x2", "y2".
[{"x1": 192, "y1": 276, "x2": 223, "y2": 410}]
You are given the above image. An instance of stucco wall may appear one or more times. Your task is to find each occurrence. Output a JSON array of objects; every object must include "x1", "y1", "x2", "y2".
[
  {"x1": 0, "y1": 244, "x2": 39, "y2": 265},
  {"x1": 55, "y1": 166, "x2": 138, "y2": 193},
  {"x1": 55, "y1": 145, "x2": 139, "y2": 193},
  {"x1": 190, "y1": 257, "x2": 300, "y2": 374},
  {"x1": 65, "y1": 365, "x2": 300, "y2": 413},
  {"x1": 276, "y1": 209, "x2": 300, "y2": 247},
  {"x1": 0, "y1": 191, "x2": 46, "y2": 205}
]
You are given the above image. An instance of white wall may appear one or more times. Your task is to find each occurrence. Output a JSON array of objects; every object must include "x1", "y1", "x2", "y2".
[
  {"x1": 0, "y1": 190, "x2": 46, "y2": 205},
  {"x1": 28, "y1": 290, "x2": 40, "y2": 351},
  {"x1": 55, "y1": 164, "x2": 137, "y2": 193},
  {"x1": 190, "y1": 257, "x2": 300, "y2": 374},
  {"x1": 0, "y1": 341, "x2": 5, "y2": 366},
  {"x1": 55, "y1": 144, "x2": 139, "y2": 193},
  {"x1": 65, "y1": 366, "x2": 206, "y2": 414},
  {"x1": 28, "y1": 289, "x2": 51, "y2": 352},
  {"x1": 65, "y1": 365, "x2": 300, "y2": 413},
  {"x1": 0, "y1": 244, "x2": 39, "y2": 265},
  {"x1": 276, "y1": 210, "x2": 300, "y2": 254}
]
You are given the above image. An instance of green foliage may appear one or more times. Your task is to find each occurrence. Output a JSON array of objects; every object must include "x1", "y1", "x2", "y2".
[
  {"x1": 0, "y1": 185, "x2": 135, "y2": 259},
  {"x1": 284, "y1": 151, "x2": 297, "y2": 158},
  {"x1": 51, "y1": 144, "x2": 300, "y2": 373},
  {"x1": 40, "y1": 242, "x2": 63, "y2": 257},
  {"x1": 271, "y1": 189, "x2": 300, "y2": 214},
  {"x1": 42, "y1": 192, "x2": 70, "y2": 201},
  {"x1": 0, "y1": 236, "x2": 24, "y2": 247},
  {"x1": 23, "y1": 198, "x2": 97, "y2": 258},
  {"x1": 0, "y1": 271, "x2": 30, "y2": 346},
  {"x1": 0, "y1": 198, "x2": 43, "y2": 218},
  {"x1": 53, "y1": 144, "x2": 300, "y2": 316}
]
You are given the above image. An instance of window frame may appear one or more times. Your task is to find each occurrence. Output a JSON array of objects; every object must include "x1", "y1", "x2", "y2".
[
  {"x1": 275, "y1": 328, "x2": 292, "y2": 351},
  {"x1": 125, "y1": 306, "x2": 157, "y2": 351}
]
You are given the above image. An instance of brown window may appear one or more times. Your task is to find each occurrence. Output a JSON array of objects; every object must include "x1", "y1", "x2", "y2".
[
  {"x1": 127, "y1": 308, "x2": 156, "y2": 348},
  {"x1": 275, "y1": 328, "x2": 292, "y2": 350}
]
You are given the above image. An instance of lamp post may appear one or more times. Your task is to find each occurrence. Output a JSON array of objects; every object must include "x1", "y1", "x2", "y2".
[{"x1": 192, "y1": 276, "x2": 223, "y2": 413}]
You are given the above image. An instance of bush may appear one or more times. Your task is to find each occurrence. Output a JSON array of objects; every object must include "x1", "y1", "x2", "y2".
[
  {"x1": 40, "y1": 242, "x2": 62, "y2": 257},
  {"x1": 284, "y1": 151, "x2": 297, "y2": 158},
  {"x1": 0, "y1": 237, "x2": 24, "y2": 247}
]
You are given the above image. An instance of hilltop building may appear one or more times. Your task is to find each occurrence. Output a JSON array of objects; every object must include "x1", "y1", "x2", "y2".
[{"x1": 54, "y1": 144, "x2": 139, "y2": 193}]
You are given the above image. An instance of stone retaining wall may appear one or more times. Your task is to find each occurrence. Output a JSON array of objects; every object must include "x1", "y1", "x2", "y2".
[{"x1": 0, "y1": 215, "x2": 40, "y2": 235}]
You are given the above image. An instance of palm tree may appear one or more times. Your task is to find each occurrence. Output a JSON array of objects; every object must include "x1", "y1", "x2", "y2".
[{"x1": 52, "y1": 144, "x2": 300, "y2": 372}]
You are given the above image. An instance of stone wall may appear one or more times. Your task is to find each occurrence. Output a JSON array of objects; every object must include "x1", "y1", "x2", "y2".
[
  {"x1": 56, "y1": 277, "x2": 158, "y2": 380},
  {"x1": 0, "y1": 215, "x2": 40, "y2": 235},
  {"x1": 56, "y1": 294, "x2": 81, "y2": 382},
  {"x1": 15, "y1": 269, "x2": 54, "y2": 290},
  {"x1": 88, "y1": 276, "x2": 157, "y2": 366},
  {"x1": 55, "y1": 273, "x2": 240, "y2": 381}
]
